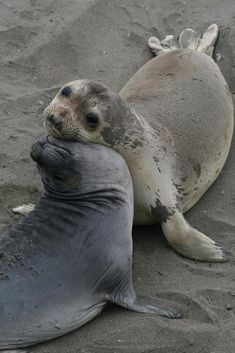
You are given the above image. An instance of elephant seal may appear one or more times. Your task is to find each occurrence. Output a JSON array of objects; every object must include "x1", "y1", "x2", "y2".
[
  {"x1": 42, "y1": 24, "x2": 234, "y2": 263},
  {"x1": 0, "y1": 136, "x2": 179, "y2": 350}
]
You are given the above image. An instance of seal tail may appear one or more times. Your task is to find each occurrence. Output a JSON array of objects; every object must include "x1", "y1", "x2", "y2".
[{"x1": 148, "y1": 24, "x2": 218, "y2": 58}]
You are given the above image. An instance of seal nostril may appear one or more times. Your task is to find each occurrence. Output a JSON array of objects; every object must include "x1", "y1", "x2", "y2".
[
  {"x1": 55, "y1": 123, "x2": 62, "y2": 130},
  {"x1": 48, "y1": 114, "x2": 54, "y2": 123},
  {"x1": 54, "y1": 117, "x2": 63, "y2": 129}
]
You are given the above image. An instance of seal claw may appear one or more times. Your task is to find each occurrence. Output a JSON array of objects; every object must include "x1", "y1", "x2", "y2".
[{"x1": 221, "y1": 247, "x2": 232, "y2": 256}]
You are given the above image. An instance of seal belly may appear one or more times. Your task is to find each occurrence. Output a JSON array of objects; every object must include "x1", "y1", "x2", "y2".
[{"x1": 120, "y1": 49, "x2": 234, "y2": 212}]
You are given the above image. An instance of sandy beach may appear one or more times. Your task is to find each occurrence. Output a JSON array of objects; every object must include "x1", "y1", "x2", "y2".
[{"x1": 1, "y1": 0, "x2": 235, "y2": 352}]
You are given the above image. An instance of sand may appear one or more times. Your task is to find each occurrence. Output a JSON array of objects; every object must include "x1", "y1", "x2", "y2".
[{"x1": 0, "y1": 0, "x2": 235, "y2": 352}]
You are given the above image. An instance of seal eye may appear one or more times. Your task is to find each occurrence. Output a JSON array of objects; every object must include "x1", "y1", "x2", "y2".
[
  {"x1": 84, "y1": 112, "x2": 99, "y2": 130},
  {"x1": 61, "y1": 86, "x2": 72, "y2": 97}
]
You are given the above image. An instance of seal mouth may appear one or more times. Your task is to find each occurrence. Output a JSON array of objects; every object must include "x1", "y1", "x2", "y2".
[
  {"x1": 30, "y1": 136, "x2": 74, "y2": 166},
  {"x1": 46, "y1": 135, "x2": 75, "y2": 155},
  {"x1": 46, "y1": 114, "x2": 63, "y2": 130},
  {"x1": 43, "y1": 118, "x2": 63, "y2": 138},
  {"x1": 30, "y1": 136, "x2": 47, "y2": 162}
]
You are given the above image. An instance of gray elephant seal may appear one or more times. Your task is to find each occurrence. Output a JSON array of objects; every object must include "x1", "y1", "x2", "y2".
[
  {"x1": 0, "y1": 136, "x2": 179, "y2": 350},
  {"x1": 43, "y1": 24, "x2": 234, "y2": 262}
]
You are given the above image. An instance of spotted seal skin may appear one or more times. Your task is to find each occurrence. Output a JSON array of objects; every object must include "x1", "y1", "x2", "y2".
[
  {"x1": 43, "y1": 25, "x2": 234, "y2": 262},
  {"x1": 0, "y1": 136, "x2": 179, "y2": 350}
]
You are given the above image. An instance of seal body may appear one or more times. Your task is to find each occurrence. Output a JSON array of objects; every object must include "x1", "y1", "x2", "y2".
[
  {"x1": 119, "y1": 49, "x2": 234, "y2": 220},
  {"x1": 0, "y1": 137, "x2": 178, "y2": 350},
  {"x1": 43, "y1": 25, "x2": 234, "y2": 262}
]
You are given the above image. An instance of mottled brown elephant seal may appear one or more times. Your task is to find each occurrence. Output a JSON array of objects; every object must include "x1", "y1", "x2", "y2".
[{"x1": 41, "y1": 24, "x2": 234, "y2": 262}]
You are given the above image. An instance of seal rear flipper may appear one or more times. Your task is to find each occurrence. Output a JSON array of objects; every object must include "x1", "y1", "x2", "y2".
[
  {"x1": 109, "y1": 292, "x2": 180, "y2": 319},
  {"x1": 148, "y1": 24, "x2": 218, "y2": 58},
  {"x1": 148, "y1": 35, "x2": 179, "y2": 56},
  {"x1": 179, "y1": 28, "x2": 201, "y2": 50},
  {"x1": 197, "y1": 24, "x2": 219, "y2": 56}
]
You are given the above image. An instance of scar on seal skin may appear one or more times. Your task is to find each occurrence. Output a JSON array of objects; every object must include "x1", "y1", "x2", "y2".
[
  {"x1": 19, "y1": 24, "x2": 234, "y2": 263},
  {"x1": 3, "y1": 136, "x2": 179, "y2": 350}
]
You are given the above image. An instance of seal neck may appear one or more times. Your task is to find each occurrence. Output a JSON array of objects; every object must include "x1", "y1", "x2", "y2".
[
  {"x1": 112, "y1": 107, "x2": 156, "y2": 156},
  {"x1": 128, "y1": 108, "x2": 154, "y2": 135},
  {"x1": 42, "y1": 183, "x2": 132, "y2": 207}
]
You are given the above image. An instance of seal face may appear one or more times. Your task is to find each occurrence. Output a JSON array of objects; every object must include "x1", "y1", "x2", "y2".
[
  {"x1": 43, "y1": 80, "x2": 129, "y2": 144},
  {"x1": 0, "y1": 136, "x2": 178, "y2": 350},
  {"x1": 43, "y1": 25, "x2": 234, "y2": 263}
]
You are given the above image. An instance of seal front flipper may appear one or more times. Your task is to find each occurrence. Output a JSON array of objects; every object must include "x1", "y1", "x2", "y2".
[
  {"x1": 108, "y1": 286, "x2": 180, "y2": 319},
  {"x1": 161, "y1": 210, "x2": 228, "y2": 262},
  {"x1": 12, "y1": 203, "x2": 35, "y2": 216},
  {"x1": 119, "y1": 295, "x2": 180, "y2": 319}
]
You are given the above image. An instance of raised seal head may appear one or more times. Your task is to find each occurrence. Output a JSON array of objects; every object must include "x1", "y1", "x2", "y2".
[{"x1": 43, "y1": 80, "x2": 132, "y2": 148}]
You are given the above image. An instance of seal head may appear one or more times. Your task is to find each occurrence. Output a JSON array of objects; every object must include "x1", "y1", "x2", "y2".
[{"x1": 43, "y1": 80, "x2": 130, "y2": 148}]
